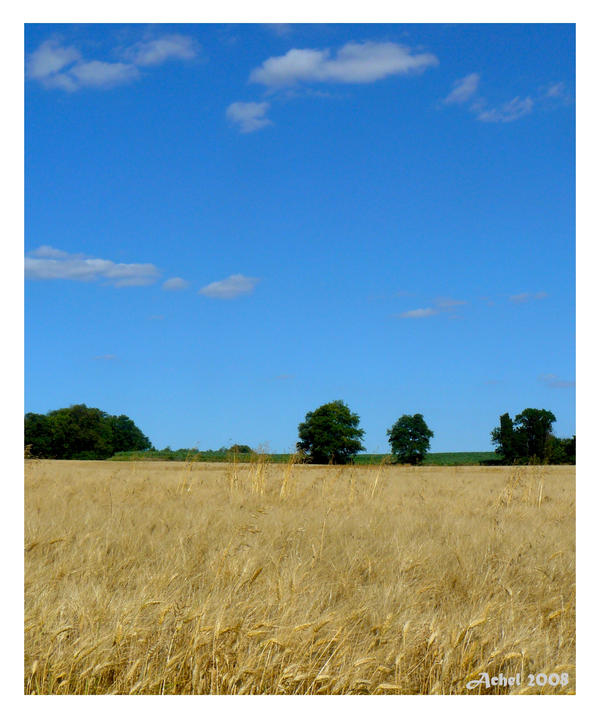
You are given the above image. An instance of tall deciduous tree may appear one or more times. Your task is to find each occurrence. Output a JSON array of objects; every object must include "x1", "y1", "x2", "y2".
[
  {"x1": 109, "y1": 414, "x2": 153, "y2": 454},
  {"x1": 492, "y1": 408, "x2": 560, "y2": 464},
  {"x1": 24, "y1": 412, "x2": 54, "y2": 458},
  {"x1": 513, "y1": 408, "x2": 557, "y2": 461},
  {"x1": 297, "y1": 400, "x2": 365, "y2": 464},
  {"x1": 387, "y1": 414, "x2": 434, "y2": 465},
  {"x1": 490, "y1": 412, "x2": 520, "y2": 463}
]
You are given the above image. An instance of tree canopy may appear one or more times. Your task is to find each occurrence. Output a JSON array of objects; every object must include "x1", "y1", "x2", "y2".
[
  {"x1": 25, "y1": 404, "x2": 152, "y2": 459},
  {"x1": 491, "y1": 408, "x2": 573, "y2": 464},
  {"x1": 297, "y1": 400, "x2": 365, "y2": 464},
  {"x1": 387, "y1": 413, "x2": 434, "y2": 465},
  {"x1": 228, "y1": 444, "x2": 254, "y2": 454}
]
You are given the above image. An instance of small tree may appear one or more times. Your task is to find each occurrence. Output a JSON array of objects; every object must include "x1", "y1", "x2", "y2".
[
  {"x1": 297, "y1": 400, "x2": 365, "y2": 464},
  {"x1": 387, "y1": 414, "x2": 433, "y2": 465}
]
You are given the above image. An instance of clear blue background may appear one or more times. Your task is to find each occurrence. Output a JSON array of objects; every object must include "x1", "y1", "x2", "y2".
[{"x1": 25, "y1": 23, "x2": 575, "y2": 452}]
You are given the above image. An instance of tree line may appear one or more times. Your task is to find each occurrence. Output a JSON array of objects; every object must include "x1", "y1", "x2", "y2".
[
  {"x1": 24, "y1": 401, "x2": 574, "y2": 465},
  {"x1": 25, "y1": 404, "x2": 152, "y2": 460}
]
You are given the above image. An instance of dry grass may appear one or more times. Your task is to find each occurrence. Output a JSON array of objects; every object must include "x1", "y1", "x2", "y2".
[{"x1": 24, "y1": 459, "x2": 575, "y2": 695}]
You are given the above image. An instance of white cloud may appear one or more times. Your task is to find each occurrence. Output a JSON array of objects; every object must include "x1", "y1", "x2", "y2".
[
  {"x1": 162, "y1": 277, "x2": 189, "y2": 291},
  {"x1": 442, "y1": 75, "x2": 542, "y2": 124},
  {"x1": 477, "y1": 96, "x2": 534, "y2": 123},
  {"x1": 226, "y1": 102, "x2": 272, "y2": 133},
  {"x1": 25, "y1": 246, "x2": 160, "y2": 287},
  {"x1": 27, "y1": 39, "x2": 138, "y2": 91},
  {"x1": 543, "y1": 81, "x2": 568, "y2": 100},
  {"x1": 249, "y1": 41, "x2": 438, "y2": 88},
  {"x1": 443, "y1": 73, "x2": 480, "y2": 104},
  {"x1": 29, "y1": 245, "x2": 72, "y2": 258},
  {"x1": 435, "y1": 297, "x2": 467, "y2": 309},
  {"x1": 538, "y1": 82, "x2": 571, "y2": 107},
  {"x1": 27, "y1": 39, "x2": 81, "y2": 82},
  {"x1": 539, "y1": 374, "x2": 575, "y2": 389},
  {"x1": 28, "y1": 34, "x2": 196, "y2": 92},
  {"x1": 198, "y1": 274, "x2": 260, "y2": 299},
  {"x1": 264, "y1": 24, "x2": 293, "y2": 37},
  {"x1": 123, "y1": 34, "x2": 198, "y2": 66},
  {"x1": 68, "y1": 60, "x2": 139, "y2": 89},
  {"x1": 509, "y1": 291, "x2": 548, "y2": 304},
  {"x1": 398, "y1": 308, "x2": 439, "y2": 319}
]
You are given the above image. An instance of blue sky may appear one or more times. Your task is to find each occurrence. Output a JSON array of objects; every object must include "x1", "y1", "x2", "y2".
[{"x1": 24, "y1": 23, "x2": 575, "y2": 453}]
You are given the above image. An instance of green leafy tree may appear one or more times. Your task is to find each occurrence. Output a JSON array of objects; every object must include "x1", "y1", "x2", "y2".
[
  {"x1": 24, "y1": 412, "x2": 54, "y2": 457},
  {"x1": 544, "y1": 435, "x2": 576, "y2": 465},
  {"x1": 297, "y1": 400, "x2": 365, "y2": 464},
  {"x1": 387, "y1": 414, "x2": 434, "y2": 465},
  {"x1": 492, "y1": 408, "x2": 558, "y2": 464},
  {"x1": 48, "y1": 405, "x2": 114, "y2": 459},
  {"x1": 109, "y1": 414, "x2": 152, "y2": 453},
  {"x1": 513, "y1": 408, "x2": 557, "y2": 462},
  {"x1": 490, "y1": 412, "x2": 524, "y2": 463},
  {"x1": 24, "y1": 404, "x2": 152, "y2": 459},
  {"x1": 544, "y1": 435, "x2": 567, "y2": 464},
  {"x1": 229, "y1": 444, "x2": 253, "y2": 454},
  {"x1": 562, "y1": 435, "x2": 576, "y2": 464}
]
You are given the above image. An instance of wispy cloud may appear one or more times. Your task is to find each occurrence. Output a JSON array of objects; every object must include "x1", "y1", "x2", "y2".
[
  {"x1": 27, "y1": 39, "x2": 81, "y2": 83},
  {"x1": 397, "y1": 296, "x2": 467, "y2": 319},
  {"x1": 264, "y1": 24, "x2": 293, "y2": 37},
  {"x1": 226, "y1": 102, "x2": 272, "y2": 133},
  {"x1": 122, "y1": 34, "x2": 198, "y2": 66},
  {"x1": 27, "y1": 39, "x2": 138, "y2": 91},
  {"x1": 477, "y1": 96, "x2": 534, "y2": 123},
  {"x1": 93, "y1": 354, "x2": 118, "y2": 361},
  {"x1": 540, "y1": 81, "x2": 571, "y2": 105},
  {"x1": 162, "y1": 277, "x2": 189, "y2": 291},
  {"x1": 27, "y1": 34, "x2": 197, "y2": 92},
  {"x1": 539, "y1": 373, "x2": 575, "y2": 389},
  {"x1": 435, "y1": 297, "x2": 467, "y2": 309},
  {"x1": 441, "y1": 73, "x2": 536, "y2": 124},
  {"x1": 249, "y1": 41, "x2": 438, "y2": 88},
  {"x1": 509, "y1": 291, "x2": 548, "y2": 304},
  {"x1": 398, "y1": 307, "x2": 439, "y2": 319},
  {"x1": 544, "y1": 82, "x2": 566, "y2": 99},
  {"x1": 69, "y1": 60, "x2": 140, "y2": 89},
  {"x1": 25, "y1": 246, "x2": 160, "y2": 287},
  {"x1": 443, "y1": 73, "x2": 480, "y2": 104},
  {"x1": 198, "y1": 274, "x2": 260, "y2": 299},
  {"x1": 29, "y1": 245, "x2": 71, "y2": 259}
]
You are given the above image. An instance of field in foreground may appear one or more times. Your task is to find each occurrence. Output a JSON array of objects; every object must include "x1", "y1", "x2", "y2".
[{"x1": 25, "y1": 460, "x2": 575, "y2": 695}]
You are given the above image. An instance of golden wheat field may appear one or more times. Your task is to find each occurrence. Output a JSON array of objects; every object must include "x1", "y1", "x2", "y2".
[{"x1": 24, "y1": 458, "x2": 575, "y2": 695}]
